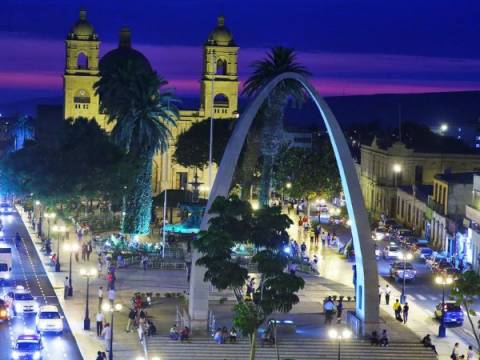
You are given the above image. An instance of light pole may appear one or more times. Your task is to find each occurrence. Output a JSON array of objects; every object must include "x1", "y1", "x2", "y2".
[
  {"x1": 329, "y1": 328, "x2": 352, "y2": 360},
  {"x1": 398, "y1": 252, "x2": 413, "y2": 304},
  {"x1": 393, "y1": 164, "x2": 402, "y2": 188},
  {"x1": 208, "y1": 49, "x2": 216, "y2": 190},
  {"x1": 52, "y1": 224, "x2": 66, "y2": 272},
  {"x1": 162, "y1": 189, "x2": 167, "y2": 259},
  {"x1": 80, "y1": 268, "x2": 97, "y2": 330},
  {"x1": 44, "y1": 212, "x2": 56, "y2": 241},
  {"x1": 64, "y1": 243, "x2": 79, "y2": 296},
  {"x1": 102, "y1": 302, "x2": 123, "y2": 360},
  {"x1": 435, "y1": 274, "x2": 453, "y2": 338}
]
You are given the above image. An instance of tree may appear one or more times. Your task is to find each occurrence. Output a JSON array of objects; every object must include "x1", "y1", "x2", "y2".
[
  {"x1": 194, "y1": 195, "x2": 304, "y2": 360},
  {"x1": 243, "y1": 47, "x2": 311, "y2": 206},
  {"x1": 451, "y1": 271, "x2": 480, "y2": 350},
  {"x1": 173, "y1": 118, "x2": 234, "y2": 169},
  {"x1": 274, "y1": 141, "x2": 341, "y2": 205},
  {"x1": 95, "y1": 61, "x2": 178, "y2": 235}
]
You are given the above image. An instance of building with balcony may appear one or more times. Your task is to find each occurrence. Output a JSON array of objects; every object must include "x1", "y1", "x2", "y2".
[
  {"x1": 465, "y1": 175, "x2": 480, "y2": 272},
  {"x1": 428, "y1": 172, "x2": 479, "y2": 253},
  {"x1": 360, "y1": 139, "x2": 480, "y2": 219}
]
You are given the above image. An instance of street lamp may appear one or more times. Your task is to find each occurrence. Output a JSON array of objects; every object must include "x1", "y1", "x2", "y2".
[
  {"x1": 102, "y1": 302, "x2": 123, "y2": 360},
  {"x1": 64, "y1": 243, "x2": 79, "y2": 296},
  {"x1": 44, "y1": 212, "x2": 56, "y2": 241},
  {"x1": 329, "y1": 328, "x2": 352, "y2": 360},
  {"x1": 286, "y1": 182, "x2": 292, "y2": 189},
  {"x1": 80, "y1": 267, "x2": 98, "y2": 330},
  {"x1": 52, "y1": 224, "x2": 66, "y2": 272},
  {"x1": 397, "y1": 252, "x2": 413, "y2": 304},
  {"x1": 440, "y1": 123, "x2": 448, "y2": 134},
  {"x1": 435, "y1": 274, "x2": 454, "y2": 337},
  {"x1": 393, "y1": 164, "x2": 402, "y2": 187}
]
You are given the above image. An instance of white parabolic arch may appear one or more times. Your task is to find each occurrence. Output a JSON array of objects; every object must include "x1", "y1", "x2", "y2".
[{"x1": 190, "y1": 72, "x2": 379, "y2": 326}]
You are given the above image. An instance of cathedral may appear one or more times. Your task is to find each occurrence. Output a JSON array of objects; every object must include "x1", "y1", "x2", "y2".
[{"x1": 63, "y1": 9, "x2": 239, "y2": 195}]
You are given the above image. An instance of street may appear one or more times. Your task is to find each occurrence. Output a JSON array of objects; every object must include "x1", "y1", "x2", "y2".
[{"x1": 0, "y1": 212, "x2": 82, "y2": 360}]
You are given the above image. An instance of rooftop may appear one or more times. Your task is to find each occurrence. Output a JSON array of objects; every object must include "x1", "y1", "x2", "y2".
[{"x1": 398, "y1": 184, "x2": 433, "y2": 203}]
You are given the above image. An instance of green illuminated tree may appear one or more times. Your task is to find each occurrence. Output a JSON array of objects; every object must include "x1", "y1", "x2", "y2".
[{"x1": 95, "y1": 61, "x2": 178, "y2": 235}]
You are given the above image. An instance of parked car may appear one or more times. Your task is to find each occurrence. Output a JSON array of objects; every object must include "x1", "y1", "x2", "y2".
[
  {"x1": 329, "y1": 215, "x2": 344, "y2": 225},
  {"x1": 384, "y1": 219, "x2": 400, "y2": 230},
  {"x1": 434, "y1": 301, "x2": 464, "y2": 326},
  {"x1": 416, "y1": 247, "x2": 433, "y2": 261},
  {"x1": 389, "y1": 261, "x2": 416, "y2": 281},
  {"x1": 432, "y1": 259, "x2": 453, "y2": 274},
  {"x1": 395, "y1": 228, "x2": 414, "y2": 243},
  {"x1": 383, "y1": 243, "x2": 401, "y2": 259}
]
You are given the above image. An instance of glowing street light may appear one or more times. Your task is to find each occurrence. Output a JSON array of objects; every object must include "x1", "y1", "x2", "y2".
[
  {"x1": 286, "y1": 182, "x2": 292, "y2": 189},
  {"x1": 329, "y1": 327, "x2": 352, "y2": 359},
  {"x1": 440, "y1": 123, "x2": 448, "y2": 133},
  {"x1": 102, "y1": 302, "x2": 123, "y2": 360},
  {"x1": 397, "y1": 252, "x2": 413, "y2": 304},
  {"x1": 435, "y1": 274, "x2": 454, "y2": 338},
  {"x1": 52, "y1": 224, "x2": 66, "y2": 272},
  {"x1": 250, "y1": 200, "x2": 260, "y2": 211},
  {"x1": 80, "y1": 267, "x2": 97, "y2": 330},
  {"x1": 393, "y1": 164, "x2": 402, "y2": 187}
]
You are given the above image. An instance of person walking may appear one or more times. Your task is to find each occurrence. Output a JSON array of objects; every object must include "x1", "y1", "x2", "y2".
[
  {"x1": 86, "y1": 241, "x2": 93, "y2": 261},
  {"x1": 81, "y1": 243, "x2": 87, "y2": 261},
  {"x1": 451, "y1": 342, "x2": 460, "y2": 360},
  {"x1": 108, "y1": 288, "x2": 115, "y2": 304},
  {"x1": 466, "y1": 345, "x2": 474, "y2": 360},
  {"x1": 141, "y1": 254, "x2": 148, "y2": 271},
  {"x1": 323, "y1": 297, "x2": 335, "y2": 324},
  {"x1": 378, "y1": 285, "x2": 383, "y2": 304},
  {"x1": 101, "y1": 323, "x2": 112, "y2": 353},
  {"x1": 96, "y1": 311, "x2": 104, "y2": 336},
  {"x1": 384, "y1": 285, "x2": 391, "y2": 305},
  {"x1": 403, "y1": 302, "x2": 409, "y2": 324},
  {"x1": 98, "y1": 286, "x2": 104, "y2": 310},
  {"x1": 64, "y1": 276, "x2": 70, "y2": 300},
  {"x1": 393, "y1": 299, "x2": 402, "y2": 321},
  {"x1": 126, "y1": 308, "x2": 136, "y2": 332},
  {"x1": 321, "y1": 232, "x2": 326, "y2": 246},
  {"x1": 336, "y1": 298, "x2": 344, "y2": 323}
]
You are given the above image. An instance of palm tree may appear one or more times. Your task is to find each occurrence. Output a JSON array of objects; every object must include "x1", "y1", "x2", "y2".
[
  {"x1": 243, "y1": 47, "x2": 311, "y2": 206},
  {"x1": 95, "y1": 61, "x2": 178, "y2": 235}
]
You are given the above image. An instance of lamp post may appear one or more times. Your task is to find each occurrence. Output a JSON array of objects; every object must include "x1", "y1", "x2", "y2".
[
  {"x1": 44, "y1": 212, "x2": 56, "y2": 241},
  {"x1": 435, "y1": 274, "x2": 454, "y2": 338},
  {"x1": 52, "y1": 224, "x2": 66, "y2": 272},
  {"x1": 329, "y1": 328, "x2": 352, "y2": 360},
  {"x1": 102, "y1": 302, "x2": 123, "y2": 360},
  {"x1": 64, "y1": 243, "x2": 79, "y2": 296},
  {"x1": 80, "y1": 267, "x2": 98, "y2": 330},
  {"x1": 397, "y1": 252, "x2": 413, "y2": 304},
  {"x1": 393, "y1": 164, "x2": 402, "y2": 188}
]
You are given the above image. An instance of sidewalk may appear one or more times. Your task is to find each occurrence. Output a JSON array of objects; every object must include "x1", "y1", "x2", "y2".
[{"x1": 17, "y1": 206, "x2": 189, "y2": 360}]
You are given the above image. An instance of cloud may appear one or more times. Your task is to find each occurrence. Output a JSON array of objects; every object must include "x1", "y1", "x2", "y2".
[{"x1": 1, "y1": 34, "x2": 480, "y2": 101}]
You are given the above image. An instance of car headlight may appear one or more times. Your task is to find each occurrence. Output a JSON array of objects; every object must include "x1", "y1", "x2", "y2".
[
  {"x1": 12, "y1": 351, "x2": 19, "y2": 359},
  {"x1": 33, "y1": 351, "x2": 41, "y2": 360}
]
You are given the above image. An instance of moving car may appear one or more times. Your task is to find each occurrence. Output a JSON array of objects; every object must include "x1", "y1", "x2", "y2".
[
  {"x1": 0, "y1": 203, "x2": 14, "y2": 214},
  {"x1": 5, "y1": 286, "x2": 38, "y2": 315},
  {"x1": 417, "y1": 247, "x2": 433, "y2": 261},
  {"x1": 0, "y1": 247, "x2": 12, "y2": 282},
  {"x1": 329, "y1": 215, "x2": 344, "y2": 225},
  {"x1": 36, "y1": 305, "x2": 63, "y2": 334},
  {"x1": 383, "y1": 243, "x2": 401, "y2": 259},
  {"x1": 372, "y1": 227, "x2": 389, "y2": 241},
  {"x1": 395, "y1": 228, "x2": 414, "y2": 243},
  {"x1": 434, "y1": 301, "x2": 464, "y2": 326},
  {"x1": 12, "y1": 334, "x2": 43, "y2": 359},
  {"x1": 389, "y1": 261, "x2": 416, "y2": 281}
]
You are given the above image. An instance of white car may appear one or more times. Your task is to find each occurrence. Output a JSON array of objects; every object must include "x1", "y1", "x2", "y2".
[
  {"x1": 12, "y1": 334, "x2": 43, "y2": 359},
  {"x1": 5, "y1": 286, "x2": 38, "y2": 315},
  {"x1": 372, "y1": 227, "x2": 388, "y2": 241},
  {"x1": 0, "y1": 203, "x2": 14, "y2": 214},
  {"x1": 36, "y1": 305, "x2": 63, "y2": 334},
  {"x1": 383, "y1": 244, "x2": 401, "y2": 259}
]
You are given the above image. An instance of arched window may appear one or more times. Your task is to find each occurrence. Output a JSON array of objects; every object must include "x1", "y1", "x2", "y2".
[
  {"x1": 214, "y1": 93, "x2": 229, "y2": 107},
  {"x1": 216, "y1": 59, "x2": 227, "y2": 75},
  {"x1": 74, "y1": 89, "x2": 90, "y2": 105},
  {"x1": 77, "y1": 53, "x2": 88, "y2": 69}
]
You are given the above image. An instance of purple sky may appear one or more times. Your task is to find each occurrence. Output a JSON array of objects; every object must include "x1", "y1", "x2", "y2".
[{"x1": 2, "y1": 1, "x2": 480, "y2": 105}]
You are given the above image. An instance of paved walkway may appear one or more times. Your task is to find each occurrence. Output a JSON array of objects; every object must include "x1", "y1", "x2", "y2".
[{"x1": 17, "y1": 206, "x2": 189, "y2": 360}]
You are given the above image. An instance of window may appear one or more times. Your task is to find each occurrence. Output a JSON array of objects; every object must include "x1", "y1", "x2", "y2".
[
  {"x1": 216, "y1": 59, "x2": 227, "y2": 75},
  {"x1": 213, "y1": 93, "x2": 229, "y2": 107},
  {"x1": 77, "y1": 52, "x2": 88, "y2": 69}
]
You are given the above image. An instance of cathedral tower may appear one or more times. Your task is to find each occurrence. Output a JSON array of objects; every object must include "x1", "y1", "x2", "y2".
[
  {"x1": 201, "y1": 15, "x2": 239, "y2": 119},
  {"x1": 63, "y1": 9, "x2": 105, "y2": 127}
]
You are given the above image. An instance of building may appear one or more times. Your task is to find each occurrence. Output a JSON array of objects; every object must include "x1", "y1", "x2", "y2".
[
  {"x1": 360, "y1": 139, "x2": 480, "y2": 219},
  {"x1": 63, "y1": 10, "x2": 239, "y2": 195},
  {"x1": 465, "y1": 175, "x2": 480, "y2": 272},
  {"x1": 428, "y1": 172, "x2": 479, "y2": 254},
  {"x1": 395, "y1": 185, "x2": 432, "y2": 236}
]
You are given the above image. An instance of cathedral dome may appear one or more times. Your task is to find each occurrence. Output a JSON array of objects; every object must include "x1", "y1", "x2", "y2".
[
  {"x1": 207, "y1": 16, "x2": 234, "y2": 46},
  {"x1": 99, "y1": 28, "x2": 153, "y2": 75},
  {"x1": 70, "y1": 9, "x2": 96, "y2": 40}
]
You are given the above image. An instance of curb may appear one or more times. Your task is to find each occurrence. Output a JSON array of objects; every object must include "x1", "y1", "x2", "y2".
[{"x1": 15, "y1": 206, "x2": 89, "y2": 360}]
